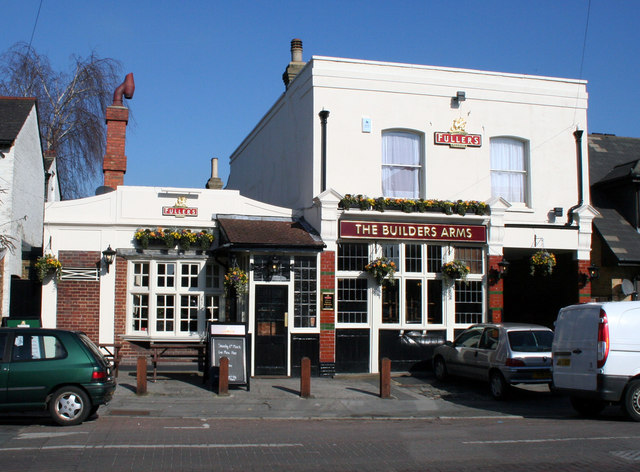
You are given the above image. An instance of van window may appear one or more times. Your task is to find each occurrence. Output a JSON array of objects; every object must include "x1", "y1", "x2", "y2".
[{"x1": 508, "y1": 330, "x2": 553, "y2": 352}]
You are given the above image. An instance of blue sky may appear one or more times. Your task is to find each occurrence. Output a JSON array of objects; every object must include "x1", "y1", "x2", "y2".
[{"x1": 2, "y1": 1, "x2": 638, "y2": 192}]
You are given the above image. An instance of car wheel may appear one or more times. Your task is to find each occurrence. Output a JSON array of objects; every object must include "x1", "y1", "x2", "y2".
[
  {"x1": 433, "y1": 357, "x2": 447, "y2": 381},
  {"x1": 623, "y1": 379, "x2": 640, "y2": 422},
  {"x1": 570, "y1": 396, "x2": 606, "y2": 418},
  {"x1": 490, "y1": 371, "x2": 509, "y2": 400},
  {"x1": 49, "y1": 386, "x2": 91, "y2": 426}
]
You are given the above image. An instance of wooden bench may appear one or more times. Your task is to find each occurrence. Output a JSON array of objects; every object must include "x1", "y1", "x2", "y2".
[
  {"x1": 99, "y1": 343, "x2": 123, "y2": 377},
  {"x1": 148, "y1": 342, "x2": 206, "y2": 382}
]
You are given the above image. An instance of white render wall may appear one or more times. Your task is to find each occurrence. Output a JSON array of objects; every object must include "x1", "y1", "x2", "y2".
[
  {"x1": 229, "y1": 56, "x2": 590, "y2": 253},
  {"x1": 0, "y1": 106, "x2": 44, "y2": 315},
  {"x1": 41, "y1": 185, "x2": 297, "y2": 335}
]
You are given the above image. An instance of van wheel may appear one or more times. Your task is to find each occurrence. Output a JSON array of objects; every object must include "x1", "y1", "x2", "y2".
[
  {"x1": 623, "y1": 380, "x2": 640, "y2": 422},
  {"x1": 49, "y1": 386, "x2": 90, "y2": 426},
  {"x1": 490, "y1": 371, "x2": 509, "y2": 400},
  {"x1": 570, "y1": 396, "x2": 605, "y2": 417},
  {"x1": 433, "y1": 357, "x2": 448, "y2": 381}
]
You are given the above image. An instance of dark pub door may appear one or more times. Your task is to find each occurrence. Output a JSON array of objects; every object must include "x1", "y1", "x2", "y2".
[{"x1": 254, "y1": 285, "x2": 288, "y2": 375}]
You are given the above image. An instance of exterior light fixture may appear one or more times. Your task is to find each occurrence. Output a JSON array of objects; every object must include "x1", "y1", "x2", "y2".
[
  {"x1": 489, "y1": 259, "x2": 509, "y2": 286},
  {"x1": 102, "y1": 245, "x2": 116, "y2": 272},
  {"x1": 587, "y1": 264, "x2": 599, "y2": 281},
  {"x1": 497, "y1": 259, "x2": 510, "y2": 276}
]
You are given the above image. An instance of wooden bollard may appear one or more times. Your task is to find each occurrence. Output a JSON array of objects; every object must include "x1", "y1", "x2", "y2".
[
  {"x1": 136, "y1": 356, "x2": 147, "y2": 395},
  {"x1": 300, "y1": 357, "x2": 311, "y2": 398},
  {"x1": 218, "y1": 356, "x2": 229, "y2": 396},
  {"x1": 380, "y1": 357, "x2": 391, "y2": 399}
]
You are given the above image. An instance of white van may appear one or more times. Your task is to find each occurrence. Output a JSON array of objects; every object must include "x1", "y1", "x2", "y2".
[{"x1": 552, "y1": 301, "x2": 640, "y2": 421}]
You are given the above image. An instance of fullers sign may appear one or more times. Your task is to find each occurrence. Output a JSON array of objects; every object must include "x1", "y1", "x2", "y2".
[
  {"x1": 162, "y1": 196, "x2": 198, "y2": 217},
  {"x1": 434, "y1": 117, "x2": 482, "y2": 149},
  {"x1": 340, "y1": 221, "x2": 486, "y2": 243}
]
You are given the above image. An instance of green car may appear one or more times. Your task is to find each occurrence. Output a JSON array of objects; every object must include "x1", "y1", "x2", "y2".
[{"x1": 0, "y1": 328, "x2": 116, "y2": 425}]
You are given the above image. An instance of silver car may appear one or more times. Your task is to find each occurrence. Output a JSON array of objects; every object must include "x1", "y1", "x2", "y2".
[{"x1": 432, "y1": 323, "x2": 554, "y2": 399}]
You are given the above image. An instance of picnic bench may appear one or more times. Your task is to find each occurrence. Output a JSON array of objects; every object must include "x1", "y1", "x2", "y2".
[
  {"x1": 148, "y1": 342, "x2": 206, "y2": 382},
  {"x1": 99, "y1": 343, "x2": 123, "y2": 377}
]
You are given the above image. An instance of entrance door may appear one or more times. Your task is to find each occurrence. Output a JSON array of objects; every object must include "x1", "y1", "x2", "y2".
[{"x1": 255, "y1": 285, "x2": 288, "y2": 376}]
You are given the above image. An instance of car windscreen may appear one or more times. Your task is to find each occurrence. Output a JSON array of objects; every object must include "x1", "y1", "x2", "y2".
[{"x1": 507, "y1": 330, "x2": 553, "y2": 352}]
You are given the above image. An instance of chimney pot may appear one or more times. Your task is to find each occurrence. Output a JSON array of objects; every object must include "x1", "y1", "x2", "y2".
[{"x1": 291, "y1": 38, "x2": 303, "y2": 62}]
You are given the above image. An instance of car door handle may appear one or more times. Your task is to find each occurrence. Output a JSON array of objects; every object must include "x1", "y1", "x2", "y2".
[{"x1": 572, "y1": 349, "x2": 582, "y2": 354}]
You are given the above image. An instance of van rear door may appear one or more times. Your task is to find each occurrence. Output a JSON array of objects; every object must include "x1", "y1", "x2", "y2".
[{"x1": 552, "y1": 305, "x2": 598, "y2": 391}]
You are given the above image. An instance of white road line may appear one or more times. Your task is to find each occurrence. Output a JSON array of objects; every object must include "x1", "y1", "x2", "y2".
[
  {"x1": 464, "y1": 436, "x2": 640, "y2": 445},
  {"x1": 165, "y1": 423, "x2": 210, "y2": 429},
  {"x1": 0, "y1": 443, "x2": 304, "y2": 452},
  {"x1": 18, "y1": 432, "x2": 88, "y2": 440}
]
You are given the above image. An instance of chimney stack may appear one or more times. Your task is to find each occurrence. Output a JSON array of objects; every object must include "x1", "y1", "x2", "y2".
[
  {"x1": 282, "y1": 38, "x2": 306, "y2": 89},
  {"x1": 103, "y1": 73, "x2": 135, "y2": 190},
  {"x1": 206, "y1": 157, "x2": 224, "y2": 189}
]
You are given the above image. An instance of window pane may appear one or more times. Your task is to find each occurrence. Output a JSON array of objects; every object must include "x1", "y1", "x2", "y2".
[
  {"x1": 405, "y1": 279, "x2": 422, "y2": 324},
  {"x1": 156, "y1": 294, "x2": 175, "y2": 332},
  {"x1": 205, "y1": 263, "x2": 220, "y2": 288},
  {"x1": 491, "y1": 137, "x2": 526, "y2": 203},
  {"x1": 427, "y1": 279, "x2": 443, "y2": 324},
  {"x1": 180, "y1": 295, "x2": 199, "y2": 332},
  {"x1": 338, "y1": 278, "x2": 368, "y2": 323},
  {"x1": 426, "y1": 245, "x2": 442, "y2": 273},
  {"x1": 382, "y1": 244, "x2": 400, "y2": 271},
  {"x1": 382, "y1": 280, "x2": 399, "y2": 323},
  {"x1": 133, "y1": 262, "x2": 149, "y2": 287},
  {"x1": 157, "y1": 263, "x2": 175, "y2": 288},
  {"x1": 454, "y1": 247, "x2": 483, "y2": 274},
  {"x1": 338, "y1": 243, "x2": 368, "y2": 271},
  {"x1": 455, "y1": 280, "x2": 483, "y2": 324},
  {"x1": 294, "y1": 256, "x2": 317, "y2": 328},
  {"x1": 181, "y1": 263, "x2": 199, "y2": 287},
  {"x1": 206, "y1": 295, "x2": 221, "y2": 322},
  {"x1": 405, "y1": 244, "x2": 422, "y2": 273},
  {"x1": 382, "y1": 131, "x2": 421, "y2": 199},
  {"x1": 132, "y1": 294, "x2": 149, "y2": 331}
]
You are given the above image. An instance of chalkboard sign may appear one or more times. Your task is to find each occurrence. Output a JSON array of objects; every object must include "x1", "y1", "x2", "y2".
[{"x1": 211, "y1": 336, "x2": 247, "y2": 385}]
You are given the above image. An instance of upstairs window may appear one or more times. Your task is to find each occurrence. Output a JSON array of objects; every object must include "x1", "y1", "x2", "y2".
[
  {"x1": 490, "y1": 137, "x2": 528, "y2": 204},
  {"x1": 382, "y1": 131, "x2": 422, "y2": 199}
]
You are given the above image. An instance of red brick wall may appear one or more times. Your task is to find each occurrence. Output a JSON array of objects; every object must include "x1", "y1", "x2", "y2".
[
  {"x1": 488, "y1": 255, "x2": 504, "y2": 323},
  {"x1": 320, "y1": 250, "x2": 335, "y2": 363},
  {"x1": 578, "y1": 259, "x2": 593, "y2": 302},
  {"x1": 57, "y1": 251, "x2": 100, "y2": 344}
]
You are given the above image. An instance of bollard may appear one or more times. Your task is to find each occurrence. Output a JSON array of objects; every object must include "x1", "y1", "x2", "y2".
[
  {"x1": 218, "y1": 356, "x2": 229, "y2": 396},
  {"x1": 380, "y1": 357, "x2": 391, "y2": 399},
  {"x1": 300, "y1": 357, "x2": 311, "y2": 398},
  {"x1": 136, "y1": 356, "x2": 147, "y2": 395}
]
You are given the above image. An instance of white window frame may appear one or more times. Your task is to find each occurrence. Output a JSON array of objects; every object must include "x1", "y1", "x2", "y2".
[
  {"x1": 381, "y1": 130, "x2": 424, "y2": 199},
  {"x1": 490, "y1": 136, "x2": 530, "y2": 207}
]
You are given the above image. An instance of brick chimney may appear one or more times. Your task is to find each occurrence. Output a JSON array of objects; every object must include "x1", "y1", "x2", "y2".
[
  {"x1": 103, "y1": 73, "x2": 135, "y2": 190},
  {"x1": 282, "y1": 38, "x2": 306, "y2": 89}
]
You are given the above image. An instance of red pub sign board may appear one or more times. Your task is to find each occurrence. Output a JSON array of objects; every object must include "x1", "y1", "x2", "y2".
[{"x1": 340, "y1": 221, "x2": 486, "y2": 243}]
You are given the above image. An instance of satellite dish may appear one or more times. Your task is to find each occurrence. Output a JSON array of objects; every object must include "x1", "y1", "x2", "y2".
[{"x1": 621, "y1": 279, "x2": 636, "y2": 296}]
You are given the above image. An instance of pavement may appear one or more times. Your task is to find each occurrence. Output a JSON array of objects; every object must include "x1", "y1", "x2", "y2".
[{"x1": 102, "y1": 366, "x2": 573, "y2": 420}]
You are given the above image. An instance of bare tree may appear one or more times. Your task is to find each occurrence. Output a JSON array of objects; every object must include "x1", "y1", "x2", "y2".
[{"x1": 0, "y1": 42, "x2": 123, "y2": 199}]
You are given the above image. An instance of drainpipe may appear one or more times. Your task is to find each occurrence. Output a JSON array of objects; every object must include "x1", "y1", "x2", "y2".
[
  {"x1": 319, "y1": 110, "x2": 330, "y2": 192},
  {"x1": 566, "y1": 129, "x2": 584, "y2": 226}
]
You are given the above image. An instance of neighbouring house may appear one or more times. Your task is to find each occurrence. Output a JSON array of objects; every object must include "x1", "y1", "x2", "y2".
[
  {"x1": 225, "y1": 39, "x2": 598, "y2": 374},
  {"x1": 0, "y1": 97, "x2": 58, "y2": 321},
  {"x1": 588, "y1": 133, "x2": 640, "y2": 301}
]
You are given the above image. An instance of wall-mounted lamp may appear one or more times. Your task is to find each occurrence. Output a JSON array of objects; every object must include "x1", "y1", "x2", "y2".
[
  {"x1": 102, "y1": 245, "x2": 116, "y2": 273},
  {"x1": 489, "y1": 259, "x2": 510, "y2": 285},
  {"x1": 587, "y1": 264, "x2": 599, "y2": 280},
  {"x1": 553, "y1": 207, "x2": 564, "y2": 217}
]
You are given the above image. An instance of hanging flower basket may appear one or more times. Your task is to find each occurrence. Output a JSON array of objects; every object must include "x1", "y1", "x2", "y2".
[
  {"x1": 224, "y1": 267, "x2": 248, "y2": 296},
  {"x1": 35, "y1": 254, "x2": 62, "y2": 281},
  {"x1": 364, "y1": 257, "x2": 396, "y2": 285},
  {"x1": 441, "y1": 260, "x2": 470, "y2": 281},
  {"x1": 530, "y1": 250, "x2": 556, "y2": 276}
]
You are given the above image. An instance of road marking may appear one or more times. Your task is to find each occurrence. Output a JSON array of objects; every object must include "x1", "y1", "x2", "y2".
[
  {"x1": 0, "y1": 443, "x2": 303, "y2": 452},
  {"x1": 165, "y1": 423, "x2": 210, "y2": 429},
  {"x1": 18, "y1": 432, "x2": 88, "y2": 440},
  {"x1": 611, "y1": 450, "x2": 640, "y2": 462},
  {"x1": 464, "y1": 436, "x2": 640, "y2": 445}
]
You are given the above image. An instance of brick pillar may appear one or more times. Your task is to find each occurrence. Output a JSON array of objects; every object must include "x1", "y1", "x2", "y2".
[
  {"x1": 103, "y1": 105, "x2": 129, "y2": 189},
  {"x1": 319, "y1": 251, "x2": 336, "y2": 375},
  {"x1": 578, "y1": 259, "x2": 593, "y2": 303},
  {"x1": 488, "y1": 255, "x2": 504, "y2": 323}
]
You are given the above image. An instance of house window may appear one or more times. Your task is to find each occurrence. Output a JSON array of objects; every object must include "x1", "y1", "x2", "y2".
[
  {"x1": 382, "y1": 280, "x2": 399, "y2": 323},
  {"x1": 337, "y1": 278, "x2": 368, "y2": 323},
  {"x1": 455, "y1": 280, "x2": 483, "y2": 324},
  {"x1": 490, "y1": 137, "x2": 528, "y2": 204},
  {"x1": 454, "y1": 247, "x2": 483, "y2": 274},
  {"x1": 128, "y1": 260, "x2": 223, "y2": 337},
  {"x1": 338, "y1": 243, "x2": 368, "y2": 271},
  {"x1": 382, "y1": 131, "x2": 422, "y2": 199},
  {"x1": 293, "y1": 256, "x2": 317, "y2": 328}
]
